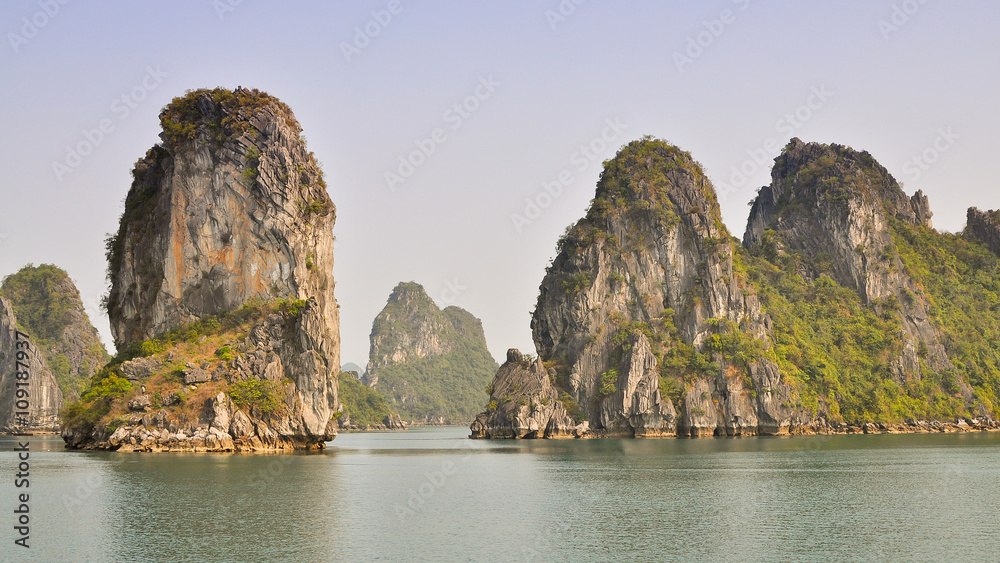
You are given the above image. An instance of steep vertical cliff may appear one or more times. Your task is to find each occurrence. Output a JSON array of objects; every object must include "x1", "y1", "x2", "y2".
[
  {"x1": 365, "y1": 282, "x2": 497, "y2": 424},
  {"x1": 0, "y1": 297, "x2": 62, "y2": 432},
  {"x1": 474, "y1": 138, "x2": 805, "y2": 438},
  {"x1": 63, "y1": 87, "x2": 340, "y2": 451},
  {"x1": 105, "y1": 88, "x2": 338, "y2": 352}
]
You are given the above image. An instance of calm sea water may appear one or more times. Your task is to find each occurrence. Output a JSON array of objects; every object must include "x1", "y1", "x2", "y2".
[{"x1": 2, "y1": 428, "x2": 999, "y2": 562}]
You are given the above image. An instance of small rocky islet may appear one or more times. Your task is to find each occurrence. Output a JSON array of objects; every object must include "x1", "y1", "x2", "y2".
[{"x1": 3, "y1": 88, "x2": 1000, "y2": 451}]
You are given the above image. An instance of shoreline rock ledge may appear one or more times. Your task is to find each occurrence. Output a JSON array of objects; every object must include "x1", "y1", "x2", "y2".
[{"x1": 61, "y1": 87, "x2": 341, "y2": 452}]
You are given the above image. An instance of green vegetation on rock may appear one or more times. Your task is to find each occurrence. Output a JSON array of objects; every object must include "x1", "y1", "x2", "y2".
[
  {"x1": 373, "y1": 345, "x2": 499, "y2": 424},
  {"x1": 737, "y1": 139, "x2": 1000, "y2": 424},
  {"x1": 0, "y1": 264, "x2": 76, "y2": 340},
  {"x1": 891, "y1": 219, "x2": 1000, "y2": 415},
  {"x1": 338, "y1": 372, "x2": 395, "y2": 427},
  {"x1": 159, "y1": 87, "x2": 297, "y2": 146},
  {"x1": 0, "y1": 264, "x2": 109, "y2": 401},
  {"x1": 741, "y1": 247, "x2": 921, "y2": 422},
  {"x1": 228, "y1": 379, "x2": 286, "y2": 417},
  {"x1": 62, "y1": 298, "x2": 297, "y2": 434},
  {"x1": 367, "y1": 282, "x2": 498, "y2": 425}
]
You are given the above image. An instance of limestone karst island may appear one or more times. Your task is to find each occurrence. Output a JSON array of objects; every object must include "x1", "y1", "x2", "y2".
[
  {"x1": 472, "y1": 138, "x2": 1000, "y2": 439},
  {"x1": 3, "y1": 90, "x2": 1000, "y2": 454},
  {"x1": 7, "y1": 5, "x2": 1000, "y2": 560}
]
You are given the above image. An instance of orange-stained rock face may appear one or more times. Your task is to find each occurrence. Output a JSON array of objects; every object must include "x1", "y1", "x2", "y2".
[
  {"x1": 99, "y1": 88, "x2": 340, "y2": 447},
  {"x1": 106, "y1": 88, "x2": 338, "y2": 359}
]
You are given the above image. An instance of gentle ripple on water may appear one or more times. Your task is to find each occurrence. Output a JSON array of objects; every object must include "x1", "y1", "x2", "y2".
[{"x1": 2, "y1": 429, "x2": 999, "y2": 562}]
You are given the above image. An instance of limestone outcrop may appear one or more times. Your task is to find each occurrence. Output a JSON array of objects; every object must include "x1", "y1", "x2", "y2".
[
  {"x1": 0, "y1": 297, "x2": 62, "y2": 432},
  {"x1": 62, "y1": 299, "x2": 338, "y2": 451},
  {"x1": 0, "y1": 265, "x2": 110, "y2": 432},
  {"x1": 964, "y1": 207, "x2": 1000, "y2": 255},
  {"x1": 475, "y1": 138, "x2": 807, "y2": 438},
  {"x1": 744, "y1": 138, "x2": 949, "y2": 381},
  {"x1": 470, "y1": 349, "x2": 586, "y2": 439},
  {"x1": 63, "y1": 87, "x2": 340, "y2": 452},
  {"x1": 472, "y1": 137, "x2": 1000, "y2": 440},
  {"x1": 364, "y1": 282, "x2": 496, "y2": 425},
  {"x1": 105, "y1": 88, "x2": 338, "y2": 351}
]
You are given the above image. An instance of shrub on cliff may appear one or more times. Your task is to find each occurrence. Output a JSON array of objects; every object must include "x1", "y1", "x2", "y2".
[
  {"x1": 228, "y1": 380, "x2": 285, "y2": 417},
  {"x1": 338, "y1": 373, "x2": 395, "y2": 427}
]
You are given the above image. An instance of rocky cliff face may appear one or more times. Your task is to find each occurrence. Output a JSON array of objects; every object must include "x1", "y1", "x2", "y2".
[
  {"x1": 475, "y1": 137, "x2": 1000, "y2": 440},
  {"x1": 64, "y1": 87, "x2": 340, "y2": 451},
  {"x1": 963, "y1": 207, "x2": 1000, "y2": 255},
  {"x1": 743, "y1": 138, "x2": 949, "y2": 382},
  {"x1": 470, "y1": 349, "x2": 584, "y2": 439},
  {"x1": 0, "y1": 264, "x2": 109, "y2": 403},
  {"x1": 474, "y1": 138, "x2": 809, "y2": 439},
  {"x1": 62, "y1": 299, "x2": 338, "y2": 451},
  {"x1": 0, "y1": 297, "x2": 62, "y2": 432},
  {"x1": 365, "y1": 282, "x2": 497, "y2": 424},
  {"x1": 106, "y1": 87, "x2": 338, "y2": 352}
]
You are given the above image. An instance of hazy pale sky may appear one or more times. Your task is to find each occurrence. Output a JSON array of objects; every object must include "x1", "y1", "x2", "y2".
[{"x1": 1, "y1": 1, "x2": 998, "y2": 366}]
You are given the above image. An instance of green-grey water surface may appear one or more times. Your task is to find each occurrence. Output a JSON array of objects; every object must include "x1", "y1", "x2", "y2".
[{"x1": 3, "y1": 428, "x2": 999, "y2": 562}]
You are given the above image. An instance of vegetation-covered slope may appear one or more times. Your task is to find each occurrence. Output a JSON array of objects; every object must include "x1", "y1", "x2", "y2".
[
  {"x1": 338, "y1": 369, "x2": 395, "y2": 427},
  {"x1": 62, "y1": 298, "x2": 339, "y2": 451},
  {"x1": 0, "y1": 264, "x2": 109, "y2": 402},
  {"x1": 475, "y1": 137, "x2": 1000, "y2": 439},
  {"x1": 367, "y1": 282, "x2": 498, "y2": 425},
  {"x1": 742, "y1": 139, "x2": 1000, "y2": 423}
]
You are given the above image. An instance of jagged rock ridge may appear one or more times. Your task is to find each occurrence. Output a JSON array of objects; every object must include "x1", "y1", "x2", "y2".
[
  {"x1": 63, "y1": 87, "x2": 340, "y2": 451},
  {"x1": 365, "y1": 282, "x2": 497, "y2": 425},
  {"x1": 964, "y1": 207, "x2": 1000, "y2": 255},
  {"x1": 744, "y1": 138, "x2": 949, "y2": 383}
]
